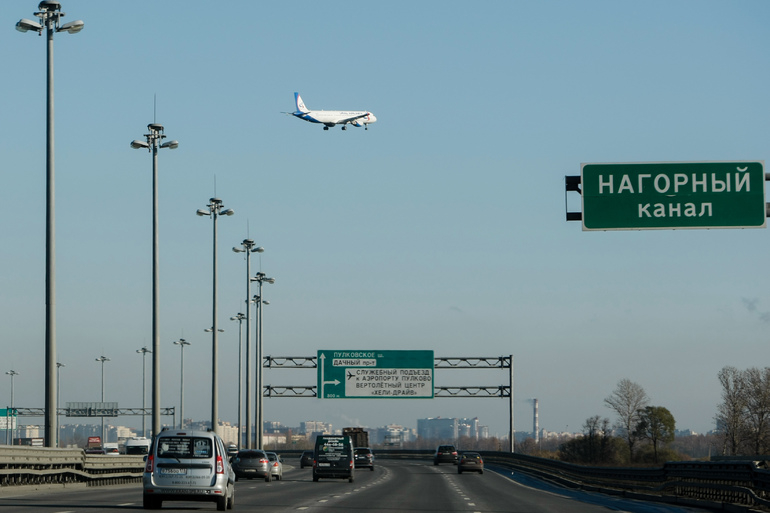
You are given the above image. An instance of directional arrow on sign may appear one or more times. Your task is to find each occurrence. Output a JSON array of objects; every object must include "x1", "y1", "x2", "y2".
[{"x1": 318, "y1": 353, "x2": 341, "y2": 398}]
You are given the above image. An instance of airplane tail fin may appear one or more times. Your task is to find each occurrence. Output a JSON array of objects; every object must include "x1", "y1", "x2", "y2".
[{"x1": 294, "y1": 92, "x2": 309, "y2": 113}]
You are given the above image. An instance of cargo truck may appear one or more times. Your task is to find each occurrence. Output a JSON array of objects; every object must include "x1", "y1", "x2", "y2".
[{"x1": 342, "y1": 427, "x2": 369, "y2": 448}]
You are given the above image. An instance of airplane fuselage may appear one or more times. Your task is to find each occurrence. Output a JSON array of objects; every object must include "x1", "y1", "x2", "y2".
[{"x1": 290, "y1": 93, "x2": 377, "y2": 130}]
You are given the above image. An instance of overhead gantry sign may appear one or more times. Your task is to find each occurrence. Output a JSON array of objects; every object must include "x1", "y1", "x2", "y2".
[{"x1": 566, "y1": 161, "x2": 767, "y2": 230}]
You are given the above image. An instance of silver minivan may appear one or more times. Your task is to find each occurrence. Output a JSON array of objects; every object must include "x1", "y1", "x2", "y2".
[{"x1": 143, "y1": 428, "x2": 235, "y2": 510}]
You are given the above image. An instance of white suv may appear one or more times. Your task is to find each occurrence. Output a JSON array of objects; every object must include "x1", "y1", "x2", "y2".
[{"x1": 143, "y1": 429, "x2": 235, "y2": 510}]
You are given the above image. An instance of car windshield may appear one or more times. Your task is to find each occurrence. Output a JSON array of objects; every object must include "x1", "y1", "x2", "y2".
[
  {"x1": 157, "y1": 437, "x2": 212, "y2": 459},
  {"x1": 267, "y1": 453, "x2": 277, "y2": 462}
]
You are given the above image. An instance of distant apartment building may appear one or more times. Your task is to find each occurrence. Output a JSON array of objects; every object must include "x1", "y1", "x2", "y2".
[
  {"x1": 417, "y1": 417, "x2": 458, "y2": 441},
  {"x1": 417, "y1": 417, "x2": 489, "y2": 441},
  {"x1": 370, "y1": 424, "x2": 416, "y2": 447},
  {"x1": 300, "y1": 421, "x2": 333, "y2": 437}
]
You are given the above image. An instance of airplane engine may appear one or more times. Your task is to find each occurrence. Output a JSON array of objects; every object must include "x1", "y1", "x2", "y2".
[{"x1": 352, "y1": 120, "x2": 364, "y2": 128}]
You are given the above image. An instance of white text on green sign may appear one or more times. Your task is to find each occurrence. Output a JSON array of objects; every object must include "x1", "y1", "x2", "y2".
[
  {"x1": 581, "y1": 162, "x2": 766, "y2": 230},
  {"x1": 317, "y1": 350, "x2": 434, "y2": 399}
]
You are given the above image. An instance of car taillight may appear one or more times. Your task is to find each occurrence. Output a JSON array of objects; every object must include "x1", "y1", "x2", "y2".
[
  {"x1": 216, "y1": 455, "x2": 224, "y2": 474},
  {"x1": 145, "y1": 454, "x2": 154, "y2": 473},
  {"x1": 260, "y1": 458, "x2": 269, "y2": 464},
  {"x1": 273, "y1": 462, "x2": 279, "y2": 467}
]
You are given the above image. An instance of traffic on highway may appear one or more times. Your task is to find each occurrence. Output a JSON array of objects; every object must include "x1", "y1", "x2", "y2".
[{"x1": 0, "y1": 457, "x2": 709, "y2": 513}]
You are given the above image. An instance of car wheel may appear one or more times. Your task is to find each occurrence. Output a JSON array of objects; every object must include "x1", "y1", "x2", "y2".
[
  {"x1": 216, "y1": 495, "x2": 227, "y2": 511},
  {"x1": 433, "y1": 461, "x2": 438, "y2": 466},
  {"x1": 265, "y1": 473, "x2": 272, "y2": 482},
  {"x1": 348, "y1": 476, "x2": 354, "y2": 483},
  {"x1": 313, "y1": 473, "x2": 319, "y2": 482},
  {"x1": 458, "y1": 468, "x2": 463, "y2": 474},
  {"x1": 370, "y1": 466, "x2": 374, "y2": 471},
  {"x1": 479, "y1": 470, "x2": 484, "y2": 474}
]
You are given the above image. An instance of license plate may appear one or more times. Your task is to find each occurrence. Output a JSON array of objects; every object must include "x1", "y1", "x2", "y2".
[
  {"x1": 160, "y1": 468, "x2": 187, "y2": 475},
  {"x1": 318, "y1": 463, "x2": 331, "y2": 467}
]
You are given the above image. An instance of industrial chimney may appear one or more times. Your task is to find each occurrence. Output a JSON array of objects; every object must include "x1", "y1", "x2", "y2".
[{"x1": 533, "y1": 398, "x2": 539, "y2": 444}]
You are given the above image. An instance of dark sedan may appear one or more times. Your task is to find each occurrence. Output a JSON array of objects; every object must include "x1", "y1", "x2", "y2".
[
  {"x1": 354, "y1": 447, "x2": 374, "y2": 470},
  {"x1": 457, "y1": 452, "x2": 484, "y2": 474},
  {"x1": 231, "y1": 449, "x2": 272, "y2": 481},
  {"x1": 300, "y1": 450, "x2": 314, "y2": 468},
  {"x1": 433, "y1": 444, "x2": 458, "y2": 465}
]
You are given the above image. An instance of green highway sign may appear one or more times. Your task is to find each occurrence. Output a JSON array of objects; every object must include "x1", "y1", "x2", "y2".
[
  {"x1": 317, "y1": 350, "x2": 434, "y2": 399},
  {"x1": 0, "y1": 409, "x2": 17, "y2": 430},
  {"x1": 581, "y1": 162, "x2": 766, "y2": 231}
]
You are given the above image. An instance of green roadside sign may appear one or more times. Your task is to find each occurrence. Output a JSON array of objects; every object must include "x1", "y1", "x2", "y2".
[
  {"x1": 317, "y1": 350, "x2": 434, "y2": 399},
  {"x1": 0, "y1": 409, "x2": 17, "y2": 430},
  {"x1": 581, "y1": 162, "x2": 766, "y2": 231}
]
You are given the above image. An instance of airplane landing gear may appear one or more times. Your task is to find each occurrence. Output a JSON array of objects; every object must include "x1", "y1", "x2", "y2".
[
  {"x1": 323, "y1": 126, "x2": 329, "y2": 131},
  {"x1": 342, "y1": 126, "x2": 347, "y2": 131}
]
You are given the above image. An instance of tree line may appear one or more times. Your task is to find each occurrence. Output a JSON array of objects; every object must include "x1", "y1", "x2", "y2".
[
  {"x1": 555, "y1": 379, "x2": 677, "y2": 465},
  {"x1": 715, "y1": 366, "x2": 770, "y2": 456}
]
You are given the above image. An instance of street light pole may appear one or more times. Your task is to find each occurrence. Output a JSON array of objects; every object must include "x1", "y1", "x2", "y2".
[
  {"x1": 131, "y1": 124, "x2": 178, "y2": 439},
  {"x1": 6, "y1": 371, "x2": 19, "y2": 445},
  {"x1": 250, "y1": 272, "x2": 274, "y2": 449},
  {"x1": 197, "y1": 198, "x2": 234, "y2": 434},
  {"x1": 173, "y1": 339, "x2": 190, "y2": 429},
  {"x1": 230, "y1": 313, "x2": 246, "y2": 447},
  {"x1": 56, "y1": 362, "x2": 64, "y2": 446},
  {"x1": 233, "y1": 240, "x2": 264, "y2": 448},
  {"x1": 136, "y1": 347, "x2": 151, "y2": 437},
  {"x1": 95, "y1": 356, "x2": 109, "y2": 443},
  {"x1": 16, "y1": 0, "x2": 84, "y2": 449}
]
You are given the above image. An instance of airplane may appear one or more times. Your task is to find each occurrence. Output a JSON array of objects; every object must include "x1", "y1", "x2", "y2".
[{"x1": 287, "y1": 92, "x2": 377, "y2": 131}]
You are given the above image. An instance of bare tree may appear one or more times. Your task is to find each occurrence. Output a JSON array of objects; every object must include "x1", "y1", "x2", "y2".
[
  {"x1": 605, "y1": 379, "x2": 649, "y2": 461},
  {"x1": 743, "y1": 367, "x2": 770, "y2": 455},
  {"x1": 715, "y1": 366, "x2": 747, "y2": 456}
]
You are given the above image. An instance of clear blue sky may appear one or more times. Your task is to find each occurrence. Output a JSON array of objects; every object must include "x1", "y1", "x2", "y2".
[{"x1": 2, "y1": 1, "x2": 769, "y2": 438}]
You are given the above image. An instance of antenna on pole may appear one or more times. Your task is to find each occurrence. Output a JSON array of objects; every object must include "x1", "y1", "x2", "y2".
[{"x1": 153, "y1": 94, "x2": 157, "y2": 123}]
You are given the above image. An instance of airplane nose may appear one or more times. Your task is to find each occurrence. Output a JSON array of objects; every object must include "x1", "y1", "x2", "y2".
[{"x1": 369, "y1": 113, "x2": 377, "y2": 122}]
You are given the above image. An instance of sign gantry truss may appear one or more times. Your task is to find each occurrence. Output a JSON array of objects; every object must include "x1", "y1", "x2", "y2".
[
  {"x1": 262, "y1": 356, "x2": 512, "y2": 398},
  {"x1": 263, "y1": 354, "x2": 514, "y2": 452},
  {"x1": 13, "y1": 407, "x2": 175, "y2": 417}
]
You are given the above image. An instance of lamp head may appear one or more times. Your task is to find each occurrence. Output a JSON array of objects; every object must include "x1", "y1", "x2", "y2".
[
  {"x1": 254, "y1": 246, "x2": 265, "y2": 253},
  {"x1": 130, "y1": 140, "x2": 150, "y2": 150},
  {"x1": 221, "y1": 208, "x2": 235, "y2": 216},
  {"x1": 16, "y1": 18, "x2": 43, "y2": 33},
  {"x1": 197, "y1": 209, "x2": 210, "y2": 216},
  {"x1": 58, "y1": 20, "x2": 84, "y2": 34},
  {"x1": 160, "y1": 140, "x2": 179, "y2": 149}
]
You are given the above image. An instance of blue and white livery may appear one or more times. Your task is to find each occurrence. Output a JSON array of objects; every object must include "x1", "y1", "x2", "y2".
[{"x1": 289, "y1": 92, "x2": 377, "y2": 131}]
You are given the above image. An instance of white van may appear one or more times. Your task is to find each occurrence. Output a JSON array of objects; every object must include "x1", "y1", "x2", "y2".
[
  {"x1": 125, "y1": 437, "x2": 152, "y2": 455},
  {"x1": 142, "y1": 428, "x2": 235, "y2": 510}
]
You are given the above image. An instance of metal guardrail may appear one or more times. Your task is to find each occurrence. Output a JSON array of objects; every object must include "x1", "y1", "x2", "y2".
[
  {"x1": 3, "y1": 446, "x2": 770, "y2": 511},
  {"x1": 0, "y1": 446, "x2": 143, "y2": 488},
  {"x1": 372, "y1": 449, "x2": 770, "y2": 510}
]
